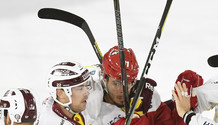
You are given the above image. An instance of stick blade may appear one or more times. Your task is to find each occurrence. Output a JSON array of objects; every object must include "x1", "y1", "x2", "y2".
[
  {"x1": 38, "y1": 8, "x2": 85, "y2": 28},
  {"x1": 208, "y1": 55, "x2": 218, "y2": 67}
]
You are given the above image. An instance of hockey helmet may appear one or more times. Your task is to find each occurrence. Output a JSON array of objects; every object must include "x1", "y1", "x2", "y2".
[
  {"x1": 48, "y1": 61, "x2": 93, "y2": 107},
  {"x1": 102, "y1": 46, "x2": 139, "y2": 83},
  {"x1": 0, "y1": 88, "x2": 37, "y2": 123}
]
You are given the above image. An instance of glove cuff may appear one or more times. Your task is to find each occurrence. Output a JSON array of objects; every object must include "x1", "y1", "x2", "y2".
[{"x1": 183, "y1": 110, "x2": 196, "y2": 125}]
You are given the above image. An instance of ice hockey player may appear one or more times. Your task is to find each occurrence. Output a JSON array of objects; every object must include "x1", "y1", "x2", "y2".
[
  {"x1": 87, "y1": 46, "x2": 173, "y2": 125},
  {"x1": 37, "y1": 61, "x2": 93, "y2": 125},
  {"x1": 172, "y1": 71, "x2": 218, "y2": 125},
  {"x1": 0, "y1": 88, "x2": 37, "y2": 125}
]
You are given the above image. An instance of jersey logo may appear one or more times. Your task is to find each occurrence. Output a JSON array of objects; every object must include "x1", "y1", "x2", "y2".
[
  {"x1": 107, "y1": 114, "x2": 122, "y2": 125},
  {"x1": 73, "y1": 113, "x2": 84, "y2": 125},
  {"x1": 203, "y1": 121, "x2": 214, "y2": 125}
]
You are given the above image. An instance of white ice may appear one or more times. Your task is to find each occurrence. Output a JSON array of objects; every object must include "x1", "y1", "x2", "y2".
[{"x1": 0, "y1": 0, "x2": 218, "y2": 121}]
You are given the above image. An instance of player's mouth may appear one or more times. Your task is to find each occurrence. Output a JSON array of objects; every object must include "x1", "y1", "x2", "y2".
[
  {"x1": 82, "y1": 97, "x2": 88, "y2": 104},
  {"x1": 81, "y1": 100, "x2": 87, "y2": 105},
  {"x1": 117, "y1": 96, "x2": 124, "y2": 101}
]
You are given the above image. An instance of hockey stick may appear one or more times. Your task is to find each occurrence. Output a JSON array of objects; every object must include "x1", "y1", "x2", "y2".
[
  {"x1": 125, "y1": 0, "x2": 173, "y2": 124},
  {"x1": 38, "y1": 8, "x2": 103, "y2": 63},
  {"x1": 208, "y1": 55, "x2": 218, "y2": 67},
  {"x1": 113, "y1": 0, "x2": 130, "y2": 115}
]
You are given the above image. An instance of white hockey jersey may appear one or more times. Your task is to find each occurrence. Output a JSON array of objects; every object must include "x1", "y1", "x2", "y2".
[
  {"x1": 37, "y1": 97, "x2": 85, "y2": 125},
  {"x1": 189, "y1": 75, "x2": 218, "y2": 125},
  {"x1": 97, "y1": 89, "x2": 162, "y2": 125},
  {"x1": 189, "y1": 114, "x2": 217, "y2": 125}
]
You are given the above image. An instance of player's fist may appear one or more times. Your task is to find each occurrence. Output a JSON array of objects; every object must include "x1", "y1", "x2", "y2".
[
  {"x1": 175, "y1": 70, "x2": 203, "y2": 95},
  {"x1": 175, "y1": 70, "x2": 203, "y2": 109}
]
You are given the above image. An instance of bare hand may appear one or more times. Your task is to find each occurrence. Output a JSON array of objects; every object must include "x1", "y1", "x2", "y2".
[{"x1": 172, "y1": 82, "x2": 191, "y2": 118}]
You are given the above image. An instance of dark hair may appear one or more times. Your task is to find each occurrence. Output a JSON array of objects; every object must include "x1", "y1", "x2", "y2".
[{"x1": 104, "y1": 74, "x2": 109, "y2": 82}]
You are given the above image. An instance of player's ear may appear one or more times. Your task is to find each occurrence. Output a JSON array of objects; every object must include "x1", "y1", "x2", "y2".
[{"x1": 56, "y1": 89, "x2": 66, "y2": 99}]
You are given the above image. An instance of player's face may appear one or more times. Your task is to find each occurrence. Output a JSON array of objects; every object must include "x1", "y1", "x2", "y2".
[
  {"x1": 69, "y1": 81, "x2": 90, "y2": 113},
  {"x1": 105, "y1": 77, "x2": 133, "y2": 107}
]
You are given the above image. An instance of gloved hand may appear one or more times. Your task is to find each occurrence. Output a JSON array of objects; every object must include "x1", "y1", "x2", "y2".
[
  {"x1": 175, "y1": 70, "x2": 203, "y2": 109},
  {"x1": 129, "y1": 77, "x2": 157, "y2": 116},
  {"x1": 175, "y1": 70, "x2": 203, "y2": 96}
]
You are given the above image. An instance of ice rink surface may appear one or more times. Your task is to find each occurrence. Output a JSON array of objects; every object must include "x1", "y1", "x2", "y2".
[{"x1": 1, "y1": 0, "x2": 218, "y2": 120}]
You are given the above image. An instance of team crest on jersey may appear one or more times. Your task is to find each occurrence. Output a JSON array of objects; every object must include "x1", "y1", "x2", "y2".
[{"x1": 73, "y1": 113, "x2": 84, "y2": 125}]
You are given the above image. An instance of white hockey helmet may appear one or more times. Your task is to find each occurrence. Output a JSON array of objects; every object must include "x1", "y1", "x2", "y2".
[
  {"x1": 48, "y1": 61, "x2": 93, "y2": 107},
  {"x1": 0, "y1": 88, "x2": 37, "y2": 124}
]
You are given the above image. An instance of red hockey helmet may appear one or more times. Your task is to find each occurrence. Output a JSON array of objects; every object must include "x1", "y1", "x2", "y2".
[
  {"x1": 175, "y1": 70, "x2": 204, "y2": 109},
  {"x1": 102, "y1": 46, "x2": 139, "y2": 83}
]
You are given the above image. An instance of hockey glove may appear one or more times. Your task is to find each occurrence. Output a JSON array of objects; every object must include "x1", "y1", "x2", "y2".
[
  {"x1": 175, "y1": 70, "x2": 203, "y2": 109},
  {"x1": 129, "y1": 77, "x2": 157, "y2": 116}
]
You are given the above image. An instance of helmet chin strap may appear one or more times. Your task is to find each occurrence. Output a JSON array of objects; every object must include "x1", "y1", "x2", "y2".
[
  {"x1": 102, "y1": 79, "x2": 109, "y2": 93},
  {"x1": 64, "y1": 106, "x2": 78, "y2": 114},
  {"x1": 55, "y1": 91, "x2": 78, "y2": 115},
  {"x1": 64, "y1": 94, "x2": 79, "y2": 115}
]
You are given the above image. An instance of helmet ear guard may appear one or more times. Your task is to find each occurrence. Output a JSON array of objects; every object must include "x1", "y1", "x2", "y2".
[
  {"x1": 49, "y1": 87, "x2": 73, "y2": 107},
  {"x1": 102, "y1": 74, "x2": 109, "y2": 93}
]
